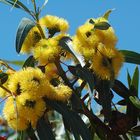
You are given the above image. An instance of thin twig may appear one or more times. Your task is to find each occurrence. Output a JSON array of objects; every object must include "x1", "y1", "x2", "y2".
[
  {"x1": 0, "y1": 95, "x2": 11, "y2": 104},
  {"x1": 0, "y1": 85, "x2": 12, "y2": 95}
]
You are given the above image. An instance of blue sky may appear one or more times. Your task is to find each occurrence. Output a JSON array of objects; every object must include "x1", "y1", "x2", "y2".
[{"x1": 0, "y1": 0, "x2": 140, "y2": 94}]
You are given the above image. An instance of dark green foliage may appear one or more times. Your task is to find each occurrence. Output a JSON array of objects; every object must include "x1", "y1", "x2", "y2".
[
  {"x1": 43, "y1": 98, "x2": 92, "y2": 140},
  {"x1": 16, "y1": 18, "x2": 35, "y2": 53},
  {"x1": 68, "y1": 64, "x2": 95, "y2": 92},
  {"x1": 120, "y1": 50, "x2": 140, "y2": 65},
  {"x1": 0, "y1": 72, "x2": 8, "y2": 85},
  {"x1": 59, "y1": 37, "x2": 85, "y2": 67},
  {"x1": 94, "y1": 22, "x2": 111, "y2": 30},
  {"x1": 22, "y1": 55, "x2": 36, "y2": 68},
  {"x1": 36, "y1": 117, "x2": 55, "y2": 140}
]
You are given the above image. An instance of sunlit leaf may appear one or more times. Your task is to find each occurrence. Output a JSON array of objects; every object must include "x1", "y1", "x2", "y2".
[
  {"x1": 39, "y1": 0, "x2": 48, "y2": 13},
  {"x1": 129, "y1": 96, "x2": 140, "y2": 109},
  {"x1": 4, "y1": 60, "x2": 24, "y2": 66},
  {"x1": 120, "y1": 50, "x2": 140, "y2": 65},
  {"x1": 59, "y1": 37, "x2": 85, "y2": 67},
  {"x1": 103, "y1": 9, "x2": 113, "y2": 20},
  {"x1": 16, "y1": 18, "x2": 35, "y2": 53}
]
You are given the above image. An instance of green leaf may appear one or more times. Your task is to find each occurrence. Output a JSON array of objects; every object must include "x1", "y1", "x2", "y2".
[
  {"x1": 127, "y1": 69, "x2": 131, "y2": 88},
  {"x1": 36, "y1": 117, "x2": 55, "y2": 140},
  {"x1": 44, "y1": 98, "x2": 92, "y2": 140},
  {"x1": 0, "y1": 73, "x2": 8, "y2": 85},
  {"x1": 0, "y1": 0, "x2": 20, "y2": 8},
  {"x1": 22, "y1": 56, "x2": 36, "y2": 68},
  {"x1": 94, "y1": 22, "x2": 111, "y2": 30},
  {"x1": 131, "y1": 66, "x2": 139, "y2": 95},
  {"x1": 59, "y1": 37, "x2": 85, "y2": 67},
  {"x1": 130, "y1": 125, "x2": 140, "y2": 136},
  {"x1": 103, "y1": 9, "x2": 113, "y2": 20},
  {"x1": 16, "y1": 18, "x2": 35, "y2": 53},
  {"x1": 129, "y1": 96, "x2": 140, "y2": 109},
  {"x1": 0, "y1": 0, "x2": 31, "y2": 14},
  {"x1": 26, "y1": 126, "x2": 38, "y2": 140},
  {"x1": 96, "y1": 80, "x2": 112, "y2": 122},
  {"x1": 48, "y1": 27, "x2": 60, "y2": 38},
  {"x1": 120, "y1": 50, "x2": 140, "y2": 65},
  {"x1": 4, "y1": 60, "x2": 24, "y2": 66},
  {"x1": 117, "y1": 99, "x2": 126, "y2": 106},
  {"x1": 68, "y1": 65, "x2": 95, "y2": 93},
  {"x1": 112, "y1": 80, "x2": 130, "y2": 99},
  {"x1": 89, "y1": 19, "x2": 95, "y2": 24}
]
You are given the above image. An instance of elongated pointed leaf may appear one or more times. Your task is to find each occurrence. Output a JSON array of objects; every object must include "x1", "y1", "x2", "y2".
[
  {"x1": 94, "y1": 22, "x2": 111, "y2": 30},
  {"x1": 96, "y1": 80, "x2": 112, "y2": 122},
  {"x1": 120, "y1": 50, "x2": 140, "y2": 65},
  {"x1": 0, "y1": 0, "x2": 20, "y2": 8},
  {"x1": 127, "y1": 70, "x2": 131, "y2": 88},
  {"x1": 68, "y1": 65, "x2": 95, "y2": 93},
  {"x1": 59, "y1": 37, "x2": 85, "y2": 67},
  {"x1": 0, "y1": 0, "x2": 31, "y2": 14},
  {"x1": 16, "y1": 18, "x2": 35, "y2": 53},
  {"x1": 0, "y1": 73, "x2": 8, "y2": 85},
  {"x1": 4, "y1": 60, "x2": 24, "y2": 66},
  {"x1": 44, "y1": 98, "x2": 92, "y2": 140},
  {"x1": 117, "y1": 99, "x2": 126, "y2": 106},
  {"x1": 26, "y1": 126, "x2": 38, "y2": 140},
  {"x1": 36, "y1": 117, "x2": 55, "y2": 140},
  {"x1": 22, "y1": 56, "x2": 36, "y2": 68},
  {"x1": 103, "y1": 9, "x2": 113, "y2": 20},
  {"x1": 129, "y1": 96, "x2": 140, "y2": 109},
  {"x1": 112, "y1": 80, "x2": 130, "y2": 99},
  {"x1": 131, "y1": 66, "x2": 139, "y2": 95},
  {"x1": 131, "y1": 126, "x2": 140, "y2": 136}
]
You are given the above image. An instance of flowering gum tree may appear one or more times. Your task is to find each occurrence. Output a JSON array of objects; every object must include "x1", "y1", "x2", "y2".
[{"x1": 0, "y1": 1, "x2": 140, "y2": 140}]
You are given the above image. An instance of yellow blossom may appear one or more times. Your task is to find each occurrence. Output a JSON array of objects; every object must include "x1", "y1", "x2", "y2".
[
  {"x1": 33, "y1": 38, "x2": 60, "y2": 65},
  {"x1": 3, "y1": 97, "x2": 29, "y2": 131},
  {"x1": 72, "y1": 35, "x2": 95, "y2": 60},
  {"x1": 33, "y1": 34, "x2": 67, "y2": 65},
  {"x1": 17, "y1": 93, "x2": 46, "y2": 128},
  {"x1": 21, "y1": 26, "x2": 42, "y2": 53},
  {"x1": 76, "y1": 23, "x2": 100, "y2": 47},
  {"x1": 39, "y1": 15, "x2": 69, "y2": 33},
  {"x1": 91, "y1": 44, "x2": 124, "y2": 80},
  {"x1": 45, "y1": 63, "x2": 58, "y2": 80},
  {"x1": 8, "y1": 67, "x2": 51, "y2": 98},
  {"x1": 50, "y1": 84, "x2": 72, "y2": 102},
  {"x1": 87, "y1": 17, "x2": 117, "y2": 47}
]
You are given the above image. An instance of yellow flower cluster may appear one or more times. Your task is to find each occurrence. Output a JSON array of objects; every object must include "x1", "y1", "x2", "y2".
[
  {"x1": 3, "y1": 67, "x2": 72, "y2": 130},
  {"x1": 20, "y1": 15, "x2": 69, "y2": 65},
  {"x1": 21, "y1": 26, "x2": 42, "y2": 54},
  {"x1": 39, "y1": 15, "x2": 69, "y2": 33},
  {"x1": 33, "y1": 34, "x2": 67, "y2": 65},
  {"x1": 73, "y1": 15, "x2": 124, "y2": 80}
]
